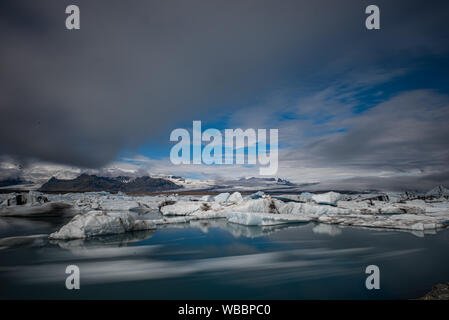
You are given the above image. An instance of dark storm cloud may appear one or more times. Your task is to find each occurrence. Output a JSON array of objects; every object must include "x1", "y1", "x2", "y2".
[{"x1": 1, "y1": 0, "x2": 449, "y2": 170}]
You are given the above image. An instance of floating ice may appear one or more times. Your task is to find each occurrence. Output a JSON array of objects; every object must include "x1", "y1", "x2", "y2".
[
  {"x1": 299, "y1": 192, "x2": 314, "y2": 202},
  {"x1": 49, "y1": 211, "x2": 135, "y2": 239},
  {"x1": 4, "y1": 186, "x2": 446, "y2": 240},
  {"x1": 227, "y1": 192, "x2": 243, "y2": 203},
  {"x1": 279, "y1": 201, "x2": 349, "y2": 217},
  {"x1": 160, "y1": 201, "x2": 203, "y2": 216},
  {"x1": 226, "y1": 198, "x2": 284, "y2": 214},
  {"x1": 214, "y1": 192, "x2": 230, "y2": 203},
  {"x1": 250, "y1": 191, "x2": 265, "y2": 199},
  {"x1": 336, "y1": 200, "x2": 426, "y2": 215},
  {"x1": 312, "y1": 192, "x2": 342, "y2": 206}
]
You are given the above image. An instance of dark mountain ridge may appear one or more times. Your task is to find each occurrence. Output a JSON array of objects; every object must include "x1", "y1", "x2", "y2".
[{"x1": 39, "y1": 174, "x2": 182, "y2": 193}]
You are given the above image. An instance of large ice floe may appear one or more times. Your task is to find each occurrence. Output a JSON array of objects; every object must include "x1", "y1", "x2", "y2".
[
  {"x1": 50, "y1": 211, "x2": 135, "y2": 239},
  {"x1": 2, "y1": 187, "x2": 448, "y2": 240}
]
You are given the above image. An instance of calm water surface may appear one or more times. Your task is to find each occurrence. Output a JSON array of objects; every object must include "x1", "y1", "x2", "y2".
[{"x1": 1, "y1": 215, "x2": 449, "y2": 299}]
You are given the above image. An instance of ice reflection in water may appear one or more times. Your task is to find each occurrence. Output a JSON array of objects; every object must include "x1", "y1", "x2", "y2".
[{"x1": 0, "y1": 218, "x2": 449, "y2": 299}]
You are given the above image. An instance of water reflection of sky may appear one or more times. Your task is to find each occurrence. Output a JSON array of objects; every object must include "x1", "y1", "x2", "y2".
[{"x1": 1, "y1": 218, "x2": 449, "y2": 299}]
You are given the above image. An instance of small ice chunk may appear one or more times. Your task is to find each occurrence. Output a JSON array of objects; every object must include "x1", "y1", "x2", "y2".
[
  {"x1": 312, "y1": 192, "x2": 342, "y2": 206},
  {"x1": 97, "y1": 199, "x2": 141, "y2": 211},
  {"x1": 226, "y1": 198, "x2": 284, "y2": 214},
  {"x1": 273, "y1": 194, "x2": 302, "y2": 202},
  {"x1": 228, "y1": 192, "x2": 243, "y2": 203},
  {"x1": 160, "y1": 201, "x2": 202, "y2": 216},
  {"x1": 214, "y1": 193, "x2": 230, "y2": 203},
  {"x1": 299, "y1": 192, "x2": 314, "y2": 202},
  {"x1": 250, "y1": 191, "x2": 265, "y2": 199},
  {"x1": 279, "y1": 201, "x2": 349, "y2": 217}
]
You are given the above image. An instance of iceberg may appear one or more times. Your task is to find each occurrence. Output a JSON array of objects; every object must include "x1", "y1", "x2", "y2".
[
  {"x1": 279, "y1": 201, "x2": 349, "y2": 217},
  {"x1": 312, "y1": 191, "x2": 342, "y2": 206},
  {"x1": 95, "y1": 198, "x2": 143, "y2": 212},
  {"x1": 225, "y1": 198, "x2": 284, "y2": 214},
  {"x1": 49, "y1": 211, "x2": 135, "y2": 240},
  {"x1": 317, "y1": 213, "x2": 446, "y2": 231},
  {"x1": 249, "y1": 191, "x2": 265, "y2": 199},
  {"x1": 160, "y1": 201, "x2": 203, "y2": 216},
  {"x1": 214, "y1": 192, "x2": 230, "y2": 203},
  {"x1": 299, "y1": 192, "x2": 314, "y2": 202},
  {"x1": 227, "y1": 192, "x2": 244, "y2": 203},
  {"x1": 336, "y1": 200, "x2": 426, "y2": 215},
  {"x1": 30, "y1": 188, "x2": 449, "y2": 240}
]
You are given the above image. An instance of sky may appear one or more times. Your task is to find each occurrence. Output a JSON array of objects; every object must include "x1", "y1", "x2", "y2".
[{"x1": 1, "y1": 0, "x2": 449, "y2": 191}]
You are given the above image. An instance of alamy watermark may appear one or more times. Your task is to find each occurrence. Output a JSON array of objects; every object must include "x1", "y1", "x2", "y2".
[
  {"x1": 65, "y1": 4, "x2": 379, "y2": 31},
  {"x1": 65, "y1": 265, "x2": 80, "y2": 290},
  {"x1": 365, "y1": 265, "x2": 380, "y2": 290},
  {"x1": 169, "y1": 121, "x2": 278, "y2": 175}
]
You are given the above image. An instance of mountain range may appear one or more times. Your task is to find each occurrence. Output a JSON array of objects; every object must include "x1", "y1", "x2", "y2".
[{"x1": 39, "y1": 174, "x2": 182, "y2": 193}]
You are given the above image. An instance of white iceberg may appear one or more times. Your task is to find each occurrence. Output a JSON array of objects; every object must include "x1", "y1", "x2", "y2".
[
  {"x1": 299, "y1": 192, "x2": 314, "y2": 202},
  {"x1": 36, "y1": 189, "x2": 449, "y2": 240},
  {"x1": 312, "y1": 191, "x2": 342, "y2": 206},
  {"x1": 250, "y1": 191, "x2": 265, "y2": 199},
  {"x1": 214, "y1": 192, "x2": 230, "y2": 203},
  {"x1": 49, "y1": 211, "x2": 135, "y2": 240},
  {"x1": 133, "y1": 210, "x2": 227, "y2": 231},
  {"x1": 279, "y1": 201, "x2": 349, "y2": 217},
  {"x1": 317, "y1": 213, "x2": 446, "y2": 231},
  {"x1": 159, "y1": 200, "x2": 225, "y2": 216},
  {"x1": 336, "y1": 200, "x2": 426, "y2": 215},
  {"x1": 159, "y1": 201, "x2": 203, "y2": 216},
  {"x1": 97, "y1": 198, "x2": 143, "y2": 212},
  {"x1": 225, "y1": 198, "x2": 284, "y2": 214},
  {"x1": 227, "y1": 192, "x2": 243, "y2": 203}
]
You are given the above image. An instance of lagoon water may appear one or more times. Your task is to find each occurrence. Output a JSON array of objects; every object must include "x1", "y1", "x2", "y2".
[{"x1": 1, "y1": 215, "x2": 449, "y2": 299}]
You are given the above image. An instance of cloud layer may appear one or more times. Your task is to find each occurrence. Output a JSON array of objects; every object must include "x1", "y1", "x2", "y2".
[{"x1": 1, "y1": 0, "x2": 449, "y2": 190}]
